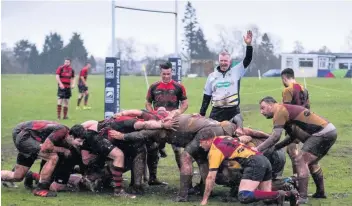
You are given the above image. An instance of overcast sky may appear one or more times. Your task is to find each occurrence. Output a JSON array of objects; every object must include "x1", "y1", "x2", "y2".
[{"x1": 2, "y1": 0, "x2": 352, "y2": 58}]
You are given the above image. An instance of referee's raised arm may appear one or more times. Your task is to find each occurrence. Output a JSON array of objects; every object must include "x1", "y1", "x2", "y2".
[{"x1": 199, "y1": 30, "x2": 253, "y2": 123}]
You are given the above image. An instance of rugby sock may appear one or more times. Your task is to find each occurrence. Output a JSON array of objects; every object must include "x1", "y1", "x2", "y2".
[
  {"x1": 147, "y1": 149, "x2": 159, "y2": 181},
  {"x1": 311, "y1": 168, "x2": 325, "y2": 195},
  {"x1": 63, "y1": 106, "x2": 68, "y2": 118},
  {"x1": 253, "y1": 190, "x2": 280, "y2": 199},
  {"x1": 110, "y1": 166, "x2": 124, "y2": 191},
  {"x1": 179, "y1": 174, "x2": 192, "y2": 198},
  {"x1": 84, "y1": 94, "x2": 89, "y2": 106},
  {"x1": 32, "y1": 172, "x2": 40, "y2": 182},
  {"x1": 77, "y1": 97, "x2": 82, "y2": 106},
  {"x1": 297, "y1": 177, "x2": 309, "y2": 198},
  {"x1": 57, "y1": 105, "x2": 62, "y2": 119}
]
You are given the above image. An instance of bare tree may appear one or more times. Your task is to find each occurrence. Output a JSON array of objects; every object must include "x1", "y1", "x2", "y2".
[
  {"x1": 292, "y1": 41, "x2": 305, "y2": 53},
  {"x1": 115, "y1": 37, "x2": 138, "y2": 72},
  {"x1": 347, "y1": 30, "x2": 352, "y2": 52},
  {"x1": 214, "y1": 25, "x2": 244, "y2": 57},
  {"x1": 144, "y1": 44, "x2": 160, "y2": 75}
]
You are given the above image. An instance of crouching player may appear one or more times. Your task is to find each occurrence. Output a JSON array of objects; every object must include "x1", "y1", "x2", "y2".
[
  {"x1": 199, "y1": 136, "x2": 298, "y2": 206},
  {"x1": 1, "y1": 120, "x2": 82, "y2": 197},
  {"x1": 69, "y1": 124, "x2": 136, "y2": 198}
]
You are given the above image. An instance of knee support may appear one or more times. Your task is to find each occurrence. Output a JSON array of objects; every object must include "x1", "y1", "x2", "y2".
[{"x1": 238, "y1": 190, "x2": 256, "y2": 204}]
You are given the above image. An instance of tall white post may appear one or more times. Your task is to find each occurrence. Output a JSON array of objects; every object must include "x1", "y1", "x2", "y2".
[
  {"x1": 112, "y1": 0, "x2": 116, "y2": 57},
  {"x1": 174, "y1": 0, "x2": 178, "y2": 57}
]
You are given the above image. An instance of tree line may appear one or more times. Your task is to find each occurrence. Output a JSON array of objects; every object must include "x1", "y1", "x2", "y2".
[
  {"x1": 1, "y1": 32, "x2": 96, "y2": 74},
  {"x1": 2, "y1": 1, "x2": 351, "y2": 76}
]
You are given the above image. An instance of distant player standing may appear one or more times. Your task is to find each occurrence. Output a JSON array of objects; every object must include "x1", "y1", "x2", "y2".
[
  {"x1": 55, "y1": 58, "x2": 75, "y2": 120},
  {"x1": 199, "y1": 30, "x2": 253, "y2": 126},
  {"x1": 76, "y1": 62, "x2": 91, "y2": 110}
]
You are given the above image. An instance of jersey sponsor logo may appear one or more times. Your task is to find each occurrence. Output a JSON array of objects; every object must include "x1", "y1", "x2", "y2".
[
  {"x1": 216, "y1": 81, "x2": 231, "y2": 88},
  {"x1": 155, "y1": 94, "x2": 177, "y2": 103}
]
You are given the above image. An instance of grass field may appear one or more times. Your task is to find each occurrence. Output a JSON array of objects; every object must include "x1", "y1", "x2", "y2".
[{"x1": 1, "y1": 74, "x2": 352, "y2": 206}]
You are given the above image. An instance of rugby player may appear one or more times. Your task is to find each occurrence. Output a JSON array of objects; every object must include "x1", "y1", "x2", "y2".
[
  {"x1": 1, "y1": 120, "x2": 82, "y2": 197},
  {"x1": 281, "y1": 68, "x2": 310, "y2": 177},
  {"x1": 76, "y1": 62, "x2": 91, "y2": 110},
  {"x1": 257, "y1": 96, "x2": 337, "y2": 203},
  {"x1": 56, "y1": 58, "x2": 75, "y2": 120},
  {"x1": 69, "y1": 124, "x2": 137, "y2": 198},
  {"x1": 145, "y1": 61, "x2": 189, "y2": 184},
  {"x1": 199, "y1": 136, "x2": 298, "y2": 206},
  {"x1": 108, "y1": 114, "x2": 236, "y2": 201}
]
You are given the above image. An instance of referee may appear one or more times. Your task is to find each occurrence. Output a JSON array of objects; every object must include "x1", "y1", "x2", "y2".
[{"x1": 199, "y1": 30, "x2": 253, "y2": 127}]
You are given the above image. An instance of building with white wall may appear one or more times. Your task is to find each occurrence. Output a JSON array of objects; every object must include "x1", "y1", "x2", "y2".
[{"x1": 280, "y1": 53, "x2": 352, "y2": 77}]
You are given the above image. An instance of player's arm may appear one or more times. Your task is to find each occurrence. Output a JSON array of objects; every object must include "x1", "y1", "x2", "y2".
[
  {"x1": 256, "y1": 110, "x2": 288, "y2": 152},
  {"x1": 282, "y1": 88, "x2": 293, "y2": 104},
  {"x1": 231, "y1": 114, "x2": 244, "y2": 129},
  {"x1": 114, "y1": 110, "x2": 143, "y2": 118},
  {"x1": 55, "y1": 67, "x2": 64, "y2": 88},
  {"x1": 241, "y1": 127, "x2": 270, "y2": 139},
  {"x1": 242, "y1": 30, "x2": 253, "y2": 69},
  {"x1": 80, "y1": 76, "x2": 87, "y2": 86},
  {"x1": 109, "y1": 130, "x2": 161, "y2": 142},
  {"x1": 134, "y1": 119, "x2": 178, "y2": 130},
  {"x1": 70, "y1": 70, "x2": 75, "y2": 88},
  {"x1": 201, "y1": 144, "x2": 225, "y2": 205},
  {"x1": 256, "y1": 128, "x2": 284, "y2": 152},
  {"x1": 199, "y1": 76, "x2": 213, "y2": 116},
  {"x1": 145, "y1": 85, "x2": 155, "y2": 111},
  {"x1": 274, "y1": 135, "x2": 295, "y2": 151},
  {"x1": 178, "y1": 84, "x2": 189, "y2": 114},
  {"x1": 43, "y1": 126, "x2": 71, "y2": 155}
]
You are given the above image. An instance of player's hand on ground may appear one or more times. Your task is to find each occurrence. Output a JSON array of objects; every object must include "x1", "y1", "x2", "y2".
[
  {"x1": 243, "y1": 30, "x2": 252, "y2": 45},
  {"x1": 238, "y1": 135, "x2": 252, "y2": 144},
  {"x1": 200, "y1": 199, "x2": 208, "y2": 205},
  {"x1": 108, "y1": 130, "x2": 124, "y2": 140},
  {"x1": 162, "y1": 119, "x2": 179, "y2": 131}
]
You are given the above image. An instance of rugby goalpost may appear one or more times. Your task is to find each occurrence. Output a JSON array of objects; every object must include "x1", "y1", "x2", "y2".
[{"x1": 104, "y1": 0, "x2": 182, "y2": 119}]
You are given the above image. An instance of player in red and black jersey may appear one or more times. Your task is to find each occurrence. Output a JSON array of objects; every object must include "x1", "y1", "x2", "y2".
[
  {"x1": 76, "y1": 62, "x2": 91, "y2": 110},
  {"x1": 69, "y1": 124, "x2": 137, "y2": 198},
  {"x1": 55, "y1": 58, "x2": 75, "y2": 119},
  {"x1": 1, "y1": 120, "x2": 82, "y2": 197},
  {"x1": 75, "y1": 116, "x2": 176, "y2": 194},
  {"x1": 146, "y1": 62, "x2": 188, "y2": 112},
  {"x1": 145, "y1": 61, "x2": 189, "y2": 185}
]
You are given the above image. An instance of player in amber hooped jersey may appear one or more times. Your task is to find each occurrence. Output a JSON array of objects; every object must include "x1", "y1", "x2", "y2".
[
  {"x1": 198, "y1": 136, "x2": 298, "y2": 206},
  {"x1": 55, "y1": 58, "x2": 75, "y2": 119},
  {"x1": 257, "y1": 96, "x2": 337, "y2": 204},
  {"x1": 76, "y1": 62, "x2": 91, "y2": 110},
  {"x1": 280, "y1": 68, "x2": 310, "y2": 178},
  {"x1": 1, "y1": 121, "x2": 83, "y2": 197},
  {"x1": 145, "y1": 61, "x2": 189, "y2": 185}
]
